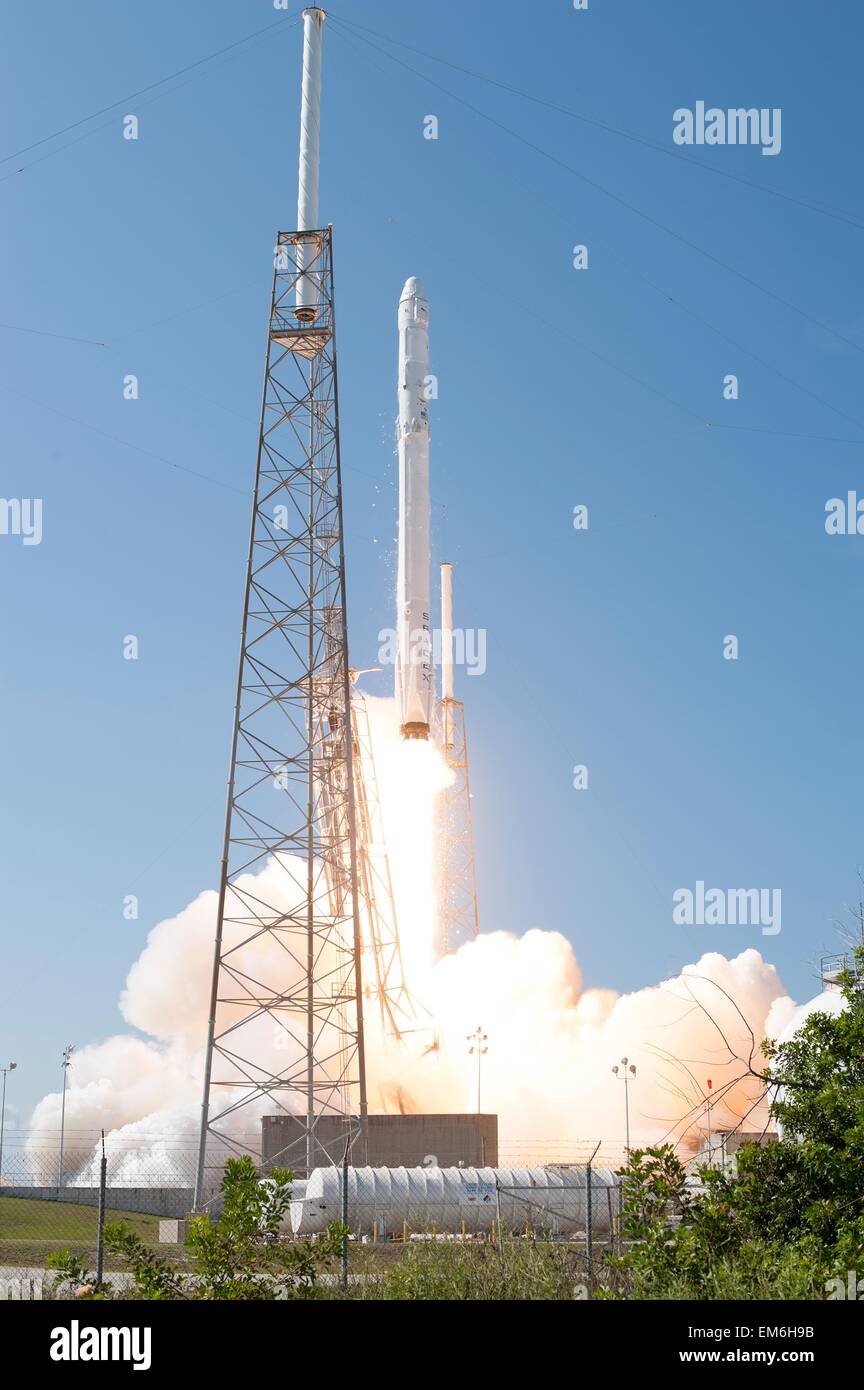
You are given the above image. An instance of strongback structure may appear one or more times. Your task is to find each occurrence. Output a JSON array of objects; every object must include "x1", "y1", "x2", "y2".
[
  {"x1": 194, "y1": 9, "x2": 366, "y2": 1207},
  {"x1": 351, "y1": 690, "x2": 422, "y2": 1042}
]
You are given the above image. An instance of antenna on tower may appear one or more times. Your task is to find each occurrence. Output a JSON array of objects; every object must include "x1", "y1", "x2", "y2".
[{"x1": 295, "y1": 7, "x2": 325, "y2": 322}]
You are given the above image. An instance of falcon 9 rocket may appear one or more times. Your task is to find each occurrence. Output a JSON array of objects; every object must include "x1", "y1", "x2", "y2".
[{"x1": 395, "y1": 277, "x2": 433, "y2": 739}]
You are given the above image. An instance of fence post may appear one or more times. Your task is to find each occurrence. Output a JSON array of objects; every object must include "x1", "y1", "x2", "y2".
[
  {"x1": 586, "y1": 1139, "x2": 601, "y2": 1288},
  {"x1": 340, "y1": 1132, "x2": 350, "y2": 1293},
  {"x1": 494, "y1": 1180, "x2": 504, "y2": 1257},
  {"x1": 95, "y1": 1131, "x2": 107, "y2": 1288},
  {"x1": 586, "y1": 1164, "x2": 593, "y2": 1280}
]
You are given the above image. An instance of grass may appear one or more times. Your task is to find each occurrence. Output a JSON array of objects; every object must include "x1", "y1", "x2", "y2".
[
  {"x1": 0, "y1": 1195, "x2": 184, "y2": 1271},
  {"x1": 335, "y1": 1237, "x2": 592, "y2": 1300},
  {"x1": 332, "y1": 1239, "x2": 829, "y2": 1301}
]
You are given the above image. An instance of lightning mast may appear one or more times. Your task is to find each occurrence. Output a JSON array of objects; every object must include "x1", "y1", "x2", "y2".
[
  {"x1": 194, "y1": 8, "x2": 366, "y2": 1204},
  {"x1": 436, "y1": 563, "x2": 480, "y2": 955}
]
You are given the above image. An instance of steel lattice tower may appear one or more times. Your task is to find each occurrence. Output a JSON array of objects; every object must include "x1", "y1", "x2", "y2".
[
  {"x1": 193, "y1": 228, "x2": 366, "y2": 1205},
  {"x1": 194, "y1": 10, "x2": 366, "y2": 1206}
]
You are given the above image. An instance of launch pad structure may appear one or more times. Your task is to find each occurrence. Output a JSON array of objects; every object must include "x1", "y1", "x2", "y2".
[
  {"x1": 194, "y1": 9, "x2": 367, "y2": 1207},
  {"x1": 193, "y1": 221, "x2": 367, "y2": 1207},
  {"x1": 195, "y1": 9, "x2": 483, "y2": 1205},
  {"x1": 351, "y1": 690, "x2": 426, "y2": 1043}
]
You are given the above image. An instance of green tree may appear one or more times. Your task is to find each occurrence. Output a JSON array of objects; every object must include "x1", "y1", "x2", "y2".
[
  {"x1": 50, "y1": 1156, "x2": 344, "y2": 1301},
  {"x1": 606, "y1": 947, "x2": 864, "y2": 1298}
]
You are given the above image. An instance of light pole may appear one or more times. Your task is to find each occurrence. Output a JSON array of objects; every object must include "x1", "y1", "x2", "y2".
[
  {"x1": 612, "y1": 1056, "x2": 637, "y2": 1153},
  {"x1": 0, "y1": 1061, "x2": 17, "y2": 1185},
  {"x1": 58, "y1": 1045, "x2": 74, "y2": 1189},
  {"x1": 466, "y1": 1027, "x2": 488, "y2": 1114}
]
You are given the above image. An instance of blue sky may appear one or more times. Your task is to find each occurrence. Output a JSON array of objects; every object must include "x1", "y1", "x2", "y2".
[{"x1": 2, "y1": 0, "x2": 863, "y2": 1121}]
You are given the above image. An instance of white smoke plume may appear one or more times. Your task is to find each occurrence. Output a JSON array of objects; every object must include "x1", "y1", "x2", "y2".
[{"x1": 26, "y1": 697, "x2": 816, "y2": 1183}]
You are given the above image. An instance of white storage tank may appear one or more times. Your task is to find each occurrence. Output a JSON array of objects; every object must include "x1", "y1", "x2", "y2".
[{"x1": 291, "y1": 1165, "x2": 618, "y2": 1238}]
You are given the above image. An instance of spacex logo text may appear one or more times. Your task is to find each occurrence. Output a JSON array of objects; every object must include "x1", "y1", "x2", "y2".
[
  {"x1": 673, "y1": 882, "x2": 781, "y2": 936},
  {"x1": 49, "y1": 1320, "x2": 152, "y2": 1371}
]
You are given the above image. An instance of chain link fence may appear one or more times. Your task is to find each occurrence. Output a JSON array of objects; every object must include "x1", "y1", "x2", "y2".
[
  {"x1": 0, "y1": 1134, "x2": 632, "y2": 1298},
  {"x1": 0, "y1": 1142, "x2": 199, "y2": 1298}
]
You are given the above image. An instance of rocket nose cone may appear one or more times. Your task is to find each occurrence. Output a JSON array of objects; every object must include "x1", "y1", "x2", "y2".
[{"x1": 401, "y1": 276, "x2": 427, "y2": 303}]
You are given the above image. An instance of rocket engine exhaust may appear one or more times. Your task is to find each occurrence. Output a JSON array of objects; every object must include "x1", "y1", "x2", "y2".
[{"x1": 396, "y1": 277, "x2": 433, "y2": 739}]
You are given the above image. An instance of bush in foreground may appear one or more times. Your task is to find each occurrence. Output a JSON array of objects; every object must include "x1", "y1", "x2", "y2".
[{"x1": 49, "y1": 1156, "x2": 344, "y2": 1301}]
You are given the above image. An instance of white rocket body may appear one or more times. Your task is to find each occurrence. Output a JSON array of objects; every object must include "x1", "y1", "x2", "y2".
[{"x1": 396, "y1": 277, "x2": 432, "y2": 739}]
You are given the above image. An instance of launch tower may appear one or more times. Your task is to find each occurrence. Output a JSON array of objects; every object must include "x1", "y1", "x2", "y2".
[{"x1": 194, "y1": 8, "x2": 366, "y2": 1204}]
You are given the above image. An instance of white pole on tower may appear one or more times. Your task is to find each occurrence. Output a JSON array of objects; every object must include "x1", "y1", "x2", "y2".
[
  {"x1": 440, "y1": 562, "x2": 454, "y2": 701},
  {"x1": 434, "y1": 563, "x2": 480, "y2": 955},
  {"x1": 440, "y1": 562, "x2": 454, "y2": 748},
  {"x1": 296, "y1": 7, "x2": 326, "y2": 322}
]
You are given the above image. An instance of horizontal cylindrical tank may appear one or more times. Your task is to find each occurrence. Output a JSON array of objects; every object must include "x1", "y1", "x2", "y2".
[{"x1": 291, "y1": 1165, "x2": 619, "y2": 1238}]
